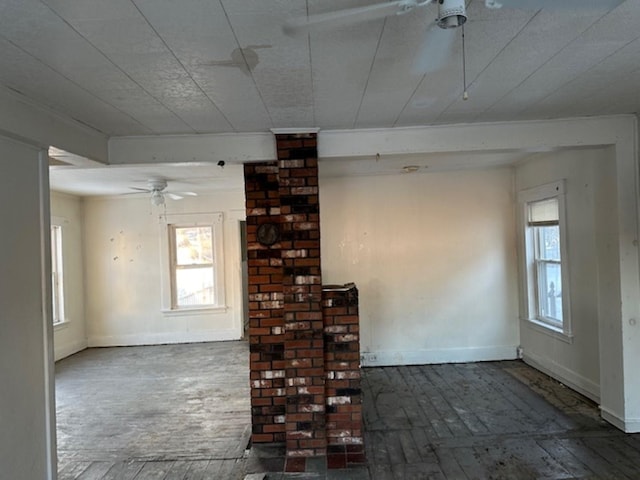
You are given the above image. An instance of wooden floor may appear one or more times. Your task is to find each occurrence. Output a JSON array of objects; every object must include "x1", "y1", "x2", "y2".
[
  {"x1": 56, "y1": 341, "x2": 251, "y2": 480},
  {"x1": 56, "y1": 342, "x2": 640, "y2": 479},
  {"x1": 363, "y1": 362, "x2": 640, "y2": 479}
]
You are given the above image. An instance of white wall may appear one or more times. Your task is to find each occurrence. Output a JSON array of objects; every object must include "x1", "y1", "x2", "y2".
[
  {"x1": 51, "y1": 192, "x2": 87, "y2": 361},
  {"x1": 83, "y1": 190, "x2": 246, "y2": 346},
  {"x1": 0, "y1": 136, "x2": 55, "y2": 479},
  {"x1": 320, "y1": 167, "x2": 519, "y2": 366},
  {"x1": 515, "y1": 148, "x2": 614, "y2": 401}
]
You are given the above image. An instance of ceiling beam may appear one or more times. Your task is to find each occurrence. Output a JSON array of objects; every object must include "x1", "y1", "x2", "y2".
[
  {"x1": 108, "y1": 132, "x2": 276, "y2": 165},
  {"x1": 318, "y1": 115, "x2": 636, "y2": 158},
  {"x1": 0, "y1": 86, "x2": 108, "y2": 164},
  {"x1": 108, "y1": 115, "x2": 636, "y2": 166}
]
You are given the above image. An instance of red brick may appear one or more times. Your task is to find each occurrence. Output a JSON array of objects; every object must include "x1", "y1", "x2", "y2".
[{"x1": 252, "y1": 434, "x2": 274, "y2": 443}]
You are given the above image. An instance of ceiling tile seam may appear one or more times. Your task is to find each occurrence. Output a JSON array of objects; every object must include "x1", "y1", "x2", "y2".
[
  {"x1": 40, "y1": 0, "x2": 195, "y2": 135},
  {"x1": 434, "y1": 7, "x2": 542, "y2": 124},
  {"x1": 516, "y1": 31, "x2": 640, "y2": 119},
  {"x1": 130, "y1": 0, "x2": 236, "y2": 133},
  {"x1": 0, "y1": 33, "x2": 151, "y2": 137},
  {"x1": 305, "y1": 0, "x2": 317, "y2": 128},
  {"x1": 307, "y1": 21, "x2": 317, "y2": 129},
  {"x1": 473, "y1": 8, "x2": 620, "y2": 122},
  {"x1": 352, "y1": 17, "x2": 388, "y2": 129},
  {"x1": 218, "y1": 0, "x2": 274, "y2": 129},
  {"x1": 392, "y1": 70, "x2": 432, "y2": 128}
]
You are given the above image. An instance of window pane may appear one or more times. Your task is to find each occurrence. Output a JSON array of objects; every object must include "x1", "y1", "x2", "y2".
[
  {"x1": 536, "y1": 225, "x2": 560, "y2": 261},
  {"x1": 175, "y1": 267, "x2": 214, "y2": 307},
  {"x1": 51, "y1": 225, "x2": 64, "y2": 324},
  {"x1": 529, "y1": 198, "x2": 559, "y2": 223},
  {"x1": 174, "y1": 227, "x2": 213, "y2": 265},
  {"x1": 537, "y1": 261, "x2": 563, "y2": 322}
]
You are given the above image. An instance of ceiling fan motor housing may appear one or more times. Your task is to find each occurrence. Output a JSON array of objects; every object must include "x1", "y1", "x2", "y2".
[
  {"x1": 151, "y1": 190, "x2": 165, "y2": 206},
  {"x1": 148, "y1": 178, "x2": 168, "y2": 191},
  {"x1": 437, "y1": 0, "x2": 467, "y2": 29}
]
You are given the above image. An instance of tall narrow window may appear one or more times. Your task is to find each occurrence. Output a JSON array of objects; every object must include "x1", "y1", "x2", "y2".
[
  {"x1": 51, "y1": 224, "x2": 65, "y2": 325},
  {"x1": 518, "y1": 181, "x2": 571, "y2": 337},
  {"x1": 529, "y1": 198, "x2": 562, "y2": 325},
  {"x1": 170, "y1": 225, "x2": 215, "y2": 308}
]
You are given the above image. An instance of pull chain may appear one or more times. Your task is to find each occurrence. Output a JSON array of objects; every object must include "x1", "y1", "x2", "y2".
[{"x1": 462, "y1": 23, "x2": 468, "y2": 100}]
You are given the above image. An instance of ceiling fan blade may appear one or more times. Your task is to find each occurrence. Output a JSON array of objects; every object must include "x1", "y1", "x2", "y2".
[
  {"x1": 129, "y1": 186, "x2": 151, "y2": 193},
  {"x1": 166, "y1": 193, "x2": 184, "y2": 201},
  {"x1": 487, "y1": 0, "x2": 624, "y2": 10},
  {"x1": 283, "y1": 0, "x2": 413, "y2": 35},
  {"x1": 412, "y1": 23, "x2": 457, "y2": 74},
  {"x1": 166, "y1": 190, "x2": 197, "y2": 197}
]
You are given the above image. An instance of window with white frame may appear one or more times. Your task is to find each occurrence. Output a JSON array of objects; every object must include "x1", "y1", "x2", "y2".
[
  {"x1": 50, "y1": 224, "x2": 65, "y2": 325},
  {"x1": 160, "y1": 213, "x2": 225, "y2": 312},
  {"x1": 518, "y1": 181, "x2": 571, "y2": 336}
]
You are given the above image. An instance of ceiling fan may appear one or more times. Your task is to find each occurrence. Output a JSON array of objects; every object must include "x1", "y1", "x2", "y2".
[
  {"x1": 128, "y1": 178, "x2": 197, "y2": 206},
  {"x1": 284, "y1": 0, "x2": 625, "y2": 75}
]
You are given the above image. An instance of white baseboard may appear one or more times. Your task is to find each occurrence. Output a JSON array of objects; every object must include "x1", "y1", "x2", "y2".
[
  {"x1": 54, "y1": 339, "x2": 88, "y2": 361},
  {"x1": 360, "y1": 345, "x2": 518, "y2": 367},
  {"x1": 87, "y1": 329, "x2": 240, "y2": 347},
  {"x1": 600, "y1": 406, "x2": 640, "y2": 433},
  {"x1": 522, "y1": 350, "x2": 600, "y2": 402}
]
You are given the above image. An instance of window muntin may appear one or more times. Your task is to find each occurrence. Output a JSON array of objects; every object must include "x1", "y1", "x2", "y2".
[{"x1": 51, "y1": 224, "x2": 65, "y2": 325}]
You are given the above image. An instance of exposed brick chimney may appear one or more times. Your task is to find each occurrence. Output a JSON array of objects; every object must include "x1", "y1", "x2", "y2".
[{"x1": 244, "y1": 132, "x2": 364, "y2": 473}]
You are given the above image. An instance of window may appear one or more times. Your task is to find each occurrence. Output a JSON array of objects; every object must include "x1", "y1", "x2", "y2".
[
  {"x1": 518, "y1": 181, "x2": 571, "y2": 337},
  {"x1": 160, "y1": 213, "x2": 225, "y2": 313},
  {"x1": 50, "y1": 224, "x2": 65, "y2": 325},
  {"x1": 171, "y1": 225, "x2": 215, "y2": 307},
  {"x1": 530, "y1": 198, "x2": 562, "y2": 324}
]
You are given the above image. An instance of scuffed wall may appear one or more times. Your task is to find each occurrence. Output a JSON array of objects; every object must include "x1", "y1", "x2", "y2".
[
  {"x1": 83, "y1": 190, "x2": 246, "y2": 346},
  {"x1": 320, "y1": 167, "x2": 520, "y2": 366}
]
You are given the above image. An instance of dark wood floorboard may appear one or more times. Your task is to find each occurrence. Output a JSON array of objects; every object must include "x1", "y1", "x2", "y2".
[
  {"x1": 100, "y1": 460, "x2": 145, "y2": 480},
  {"x1": 363, "y1": 360, "x2": 640, "y2": 480},
  {"x1": 56, "y1": 341, "x2": 250, "y2": 480},
  {"x1": 57, "y1": 343, "x2": 640, "y2": 479}
]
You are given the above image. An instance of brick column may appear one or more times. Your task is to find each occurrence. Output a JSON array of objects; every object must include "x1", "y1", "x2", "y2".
[
  {"x1": 276, "y1": 133, "x2": 326, "y2": 467},
  {"x1": 244, "y1": 132, "x2": 365, "y2": 473},
  {"x1": 244, "y1": 162, "x2": 286, "y2": 444},
  {"x1": 323, "y1": 284, "x2": 365, "y2": 468}
]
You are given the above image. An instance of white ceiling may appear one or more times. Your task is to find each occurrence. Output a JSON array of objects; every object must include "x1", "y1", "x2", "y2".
[{"x1": 2, "y1": 0, "x2": 639, "y2": 194}]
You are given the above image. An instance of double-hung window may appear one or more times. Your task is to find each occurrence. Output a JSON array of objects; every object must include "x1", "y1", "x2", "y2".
[
  {"x1": 530, "y1": 198, "x2": 562, "y2": 324},
  {"x1": 171, "y1": 225, "x2": 215, "y2": 307},
  {"x1": 518, "y1": 181, "x2": 571, "y2": 338},
  {"x1": 160, "y1": 213, "x2": 225, "y2": 313}
]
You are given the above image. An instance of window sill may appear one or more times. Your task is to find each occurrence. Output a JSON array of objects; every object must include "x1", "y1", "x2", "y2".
[
  {"x1": 162, "y1": 306, "x2": 228, "y2": 317},
  {"x1": 53, "y1": 320, "x2": 70, "y2": 331},
  {"x1": 521, "y1": 317, "x2": 573, "y2": 344}
]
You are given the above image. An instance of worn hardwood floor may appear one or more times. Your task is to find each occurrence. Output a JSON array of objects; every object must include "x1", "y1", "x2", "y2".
[
  {"x1": 363, "y1": 361, "x2": 640, "y2": 479},
  {"x1": 56, "y1": 341, "x2": 250, "y2": 480},
  {"x1": 56, "y1": 342, "x2": 640, "y2": 479}
]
